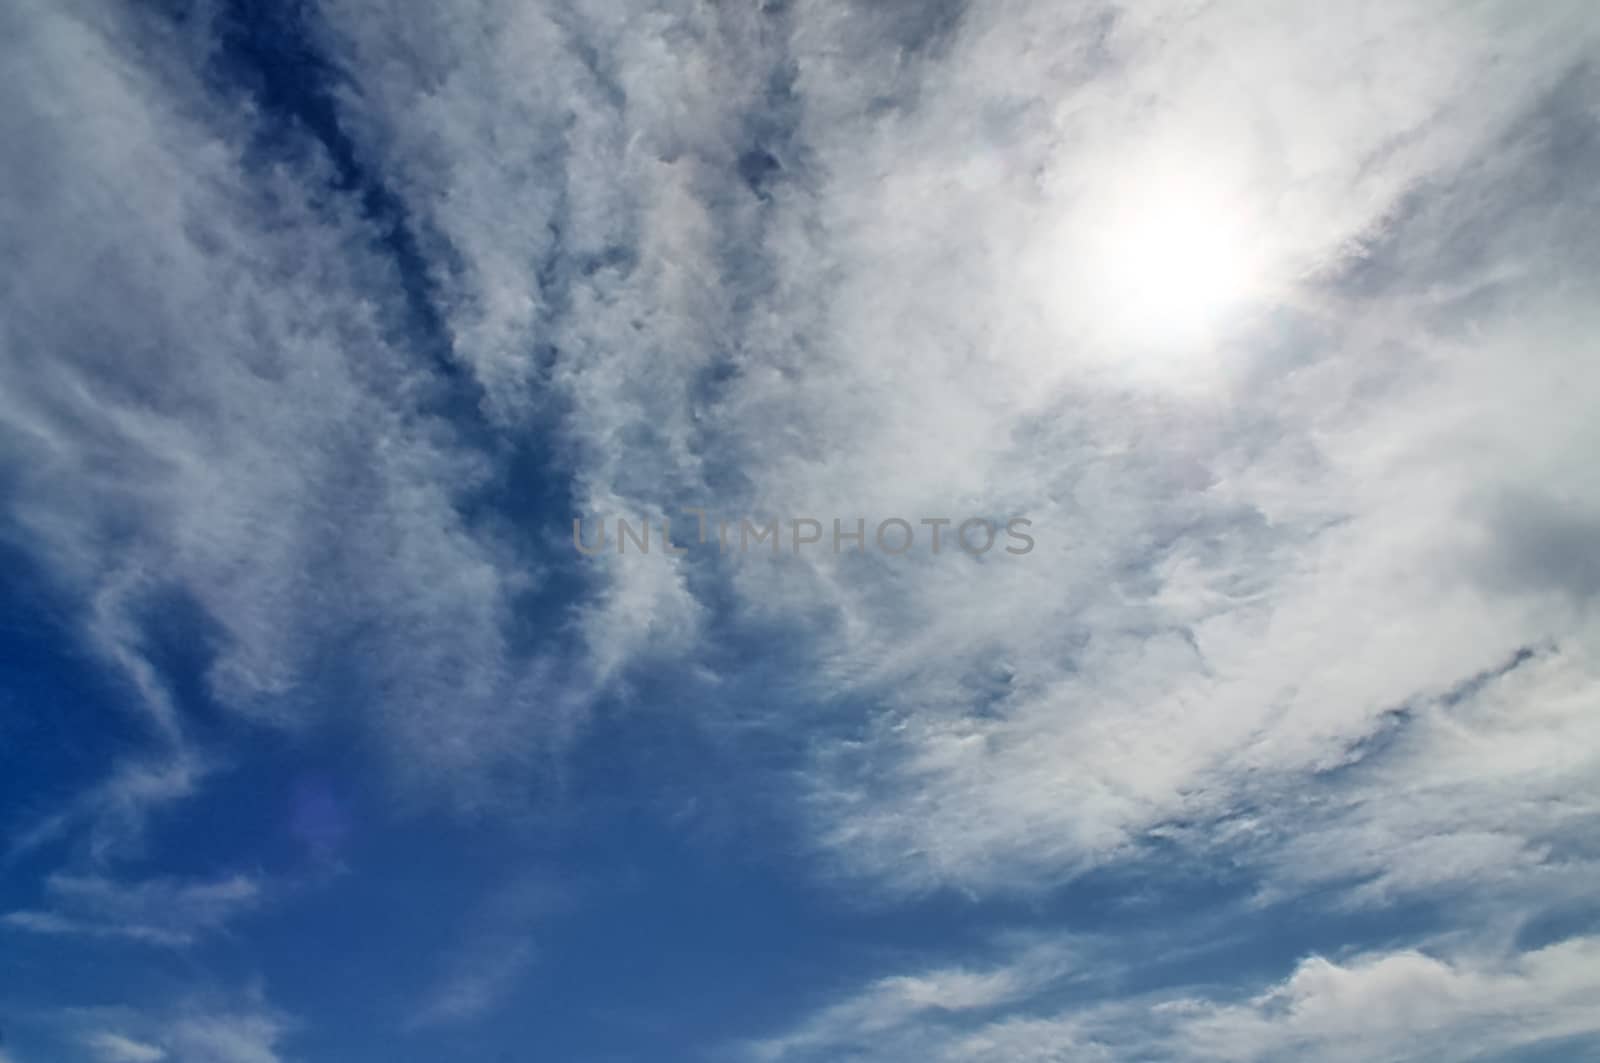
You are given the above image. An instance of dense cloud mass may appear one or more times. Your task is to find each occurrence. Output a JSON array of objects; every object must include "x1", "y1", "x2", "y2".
[{"x1": 2, "y1": 1, "x2": 1598, "y2": 1061}]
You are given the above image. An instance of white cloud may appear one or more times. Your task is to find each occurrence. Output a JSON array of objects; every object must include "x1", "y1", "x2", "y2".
[
  {"x1": 264, "y1": 0, "x2": 1600, "y2": 913},
  {"x1": 162, "y1": 1013, "x2": 289, "y2": 1063},
  {"x1": 48, "y1": 997, "x2": 292, "y2": 1063},
  {"x1": 582, "y1": 0, "x2": 1600, "y2": 907},
  {"x1": 3, "y1": 872, "x2": 262, "y2": 948},
  {"x1": 0, "y1": 0, "x2": 579, "y2": 831},
  {"x1": 406, "y1": 874, "x2": 565, "y2": 1029},
  {"x1": 749, "y1": 933, "x2": 1600, "y2": 1063},
  {"x1": 751, "y1": 955, "x2": 1067, "y2": 1063},
  {"x1": 83, "y1": 1032, "x2": 166, "y2": 1063},
  {"x1": 409, "y1": 938, "x2": 538, "y2": 1028},
  {"x1": 5, "y1": 2, "x2": 1599, "y2": 1057},
  {"x1": 7, "y1": 751, "x2": 212, "y2": 863},
  {"x1": 307, "y1": 2, "x2": 1600, "y2": 1051},
  {"x1": 1171, "y1": 937, "x2": 1600, "y2": 1063}
]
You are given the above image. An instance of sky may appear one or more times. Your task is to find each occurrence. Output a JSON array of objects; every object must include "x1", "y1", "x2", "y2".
[{"x1": 2, "y1": 1, "x2": 1599, "y2": 1061}]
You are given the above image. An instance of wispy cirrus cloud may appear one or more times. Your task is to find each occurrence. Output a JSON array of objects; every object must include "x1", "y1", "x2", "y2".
[
  {"x1": 46, "y1": 995, "x2": 294, "y2": 1063},
  {"x1": 750, "y1": 933, "x2": 1600, "y2": 1063},
  {"x1": 83, "y1": 1032, "x2": 166, "y2": 1063},
  {"x1": 3, "y1": 871, "x2": 262, "y2": 949},
  {"x1": 0, "y1": 0, "x2": 579, "y2": 822},
  {"x1": 285, "y1": 0, "x2": 1600, "y2": 916},
  {"x1": 4, "y1": 1, "x2": 1600, "y2": 1060},
  {"x1": 726, "y1": 0, "x2": 1600, "y2": 902},
  {"x1": 409, "y1": 937, "x2": 539, "y2": 1029},
  {"x1": 160, "y1": 1011, "x2": 292, "y2": 1063},
  {"x1": 750, "y1": 954, "x2": 1069, "y2": 1063},
  {"x1": 406, "y1": 874, "x2": 568, "y2": 1029}
]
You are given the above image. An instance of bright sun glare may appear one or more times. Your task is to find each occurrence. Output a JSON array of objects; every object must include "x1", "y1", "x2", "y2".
[{"x1": 1082, "y1": 176, "x2": 1264, "y2": 351}]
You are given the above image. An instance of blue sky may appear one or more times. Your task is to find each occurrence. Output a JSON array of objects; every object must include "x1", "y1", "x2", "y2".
[{"x1": 4, "y1": 1, "x2": 1600, "y2": 1061}]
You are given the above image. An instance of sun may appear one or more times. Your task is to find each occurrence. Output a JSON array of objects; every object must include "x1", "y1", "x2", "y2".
[
  {"x1": 1014, "y1": 160, "x2": 1275, "y2": 393},
  {"x1": 1086, "y1": 177, "x2": 1263, "y2": 347}
]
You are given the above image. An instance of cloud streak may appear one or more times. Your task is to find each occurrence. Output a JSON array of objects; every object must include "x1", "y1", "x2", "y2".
[
  {"x1": 749, "y1": 933, "x2": 1600, "y2": 1063},
  {"x1": 3, "y1": 872, "x2": 262, "y2": 948}
]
